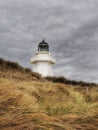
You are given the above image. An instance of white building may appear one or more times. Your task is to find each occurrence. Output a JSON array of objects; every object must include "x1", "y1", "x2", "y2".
[{"x1": 30, "y1": 40, "x2": 56, "y2": 77}]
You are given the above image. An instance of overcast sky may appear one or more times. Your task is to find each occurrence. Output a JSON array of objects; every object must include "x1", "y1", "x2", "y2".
[{"x1": 0, "y1": 0, "x2": 98, "y2": 83}]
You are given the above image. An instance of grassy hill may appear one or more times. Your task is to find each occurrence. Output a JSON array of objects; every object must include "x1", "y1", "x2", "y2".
[{"x1": 0, "y1": 58, "x2": 98, "y2": 130}]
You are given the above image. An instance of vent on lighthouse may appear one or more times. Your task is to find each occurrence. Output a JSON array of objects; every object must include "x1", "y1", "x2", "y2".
[{"x1": 30, "y1": 40, "x2": 56, "y2": 77}]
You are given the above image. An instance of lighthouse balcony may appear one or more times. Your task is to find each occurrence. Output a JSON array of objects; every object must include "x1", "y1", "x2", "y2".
[{"x1": 30, "y1": 52, "x2": 56, "y2": 64}]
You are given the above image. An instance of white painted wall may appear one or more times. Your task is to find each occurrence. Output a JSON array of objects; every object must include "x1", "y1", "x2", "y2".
[
  {"x1": 31, "y1": 52, "x2": 56, "y2": 77},
  {"x1": 33, "y1": 61, "x2": 53, "y2": 77}
]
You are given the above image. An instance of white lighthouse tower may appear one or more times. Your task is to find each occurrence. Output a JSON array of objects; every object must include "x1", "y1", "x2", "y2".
[{"x1": 30, "y1": 40, "x2": 56, "y2": 77}]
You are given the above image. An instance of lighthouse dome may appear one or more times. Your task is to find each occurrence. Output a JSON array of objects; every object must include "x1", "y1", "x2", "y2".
[{"x1": 38, "y1": 39, "x2": 49, "y2": 52}]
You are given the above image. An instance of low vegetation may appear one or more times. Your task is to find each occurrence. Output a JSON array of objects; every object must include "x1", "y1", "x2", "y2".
[
  {"x1": 0, "y1": 58, "x2": 45, "y2": 82},
  {"x1": 46, "y1": 76, "x2": 97, "y2": 87},
  {"x1": 0, "y1": 58, "x2": 98, "y2": 130}
]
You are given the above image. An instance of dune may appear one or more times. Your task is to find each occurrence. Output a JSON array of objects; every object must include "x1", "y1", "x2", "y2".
[{"x1": 0, "y1": 58, "x2": 98, "y2": 130}]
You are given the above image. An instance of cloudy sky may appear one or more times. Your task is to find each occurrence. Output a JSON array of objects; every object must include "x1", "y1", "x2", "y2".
[{"x1": 0, "y1": 0, "x2": 98, "y2": 83}]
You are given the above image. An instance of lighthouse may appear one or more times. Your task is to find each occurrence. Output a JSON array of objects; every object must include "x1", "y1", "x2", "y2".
[{"x1": 30, "y1": 40, "x2": 56, "y2": 77}]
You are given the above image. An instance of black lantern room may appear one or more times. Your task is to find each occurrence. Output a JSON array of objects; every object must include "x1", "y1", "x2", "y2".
[{"x1": 38, "y1": 39, "x2": 49, "y2": 52}]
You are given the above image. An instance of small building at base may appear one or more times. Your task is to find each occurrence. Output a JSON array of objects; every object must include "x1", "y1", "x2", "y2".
[{"x1": 30, "y1": 40, "x2": 56, "y2": 77}]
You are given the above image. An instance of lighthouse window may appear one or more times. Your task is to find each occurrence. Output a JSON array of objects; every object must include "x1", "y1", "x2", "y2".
[{"x1": 39, "y1": 47, "x2": 49, "y2": 51}]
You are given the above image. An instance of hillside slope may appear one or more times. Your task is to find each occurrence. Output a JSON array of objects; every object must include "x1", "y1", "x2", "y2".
[
  {"x1": 0, "y1": 58, "x2": 98, "y2": 130},
  {"x1": 0, "y1": 58, "x2": 45, "y2": 82}
]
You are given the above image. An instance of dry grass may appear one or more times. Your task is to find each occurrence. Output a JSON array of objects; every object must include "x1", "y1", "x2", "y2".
[
  {"x1": 0, "y1": 77, "x2": 98, "y2": 130},
  {"x1": 0, "y1": 58, "x2": 98, "y2": 130},
  {"x1": 0, "y1": 58, "x2": 45, "y2": 82}
]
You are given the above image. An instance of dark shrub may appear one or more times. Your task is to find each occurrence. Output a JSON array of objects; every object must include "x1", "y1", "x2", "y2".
[
  {"x1": 25, "y1": 68, "x2": 32, "y2": 73},
  {"x1": 46, "y1": 76, "x2": 97, "y2": 87},
  {"x1": 0, "y1": 58, "x2": 25, "y2": 72}
]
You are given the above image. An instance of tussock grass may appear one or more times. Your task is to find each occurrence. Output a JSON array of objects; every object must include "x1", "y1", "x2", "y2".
[
  {"x1": 0, "y1": 78, "x2": 98, "y2": 115},
  {"x1": 0, "y1": 78, "x2": 98, "y2": 130},
  {"x1": 0, "y1": 58, "x2": 98, "y2": 129}
]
